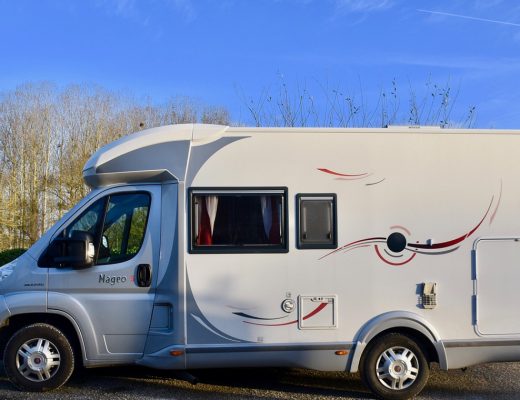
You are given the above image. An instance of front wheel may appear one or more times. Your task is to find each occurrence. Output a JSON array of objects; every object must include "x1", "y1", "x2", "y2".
[
  {"x1": 3, "y1": 323, "x2": 75, "y2": 391},
  {"x1": 360, "y1": 333, "x2": 430, "y2": 400}
]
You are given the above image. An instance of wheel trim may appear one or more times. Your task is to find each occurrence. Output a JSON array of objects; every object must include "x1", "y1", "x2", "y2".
[
  {"x1": 375, "y1": 346, "x2": 419, "y2": 390},
  {"x1": 15, "y1": 338, "x2": 61, "y2": 382}
]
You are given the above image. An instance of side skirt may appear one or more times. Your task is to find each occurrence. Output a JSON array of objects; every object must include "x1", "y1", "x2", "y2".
[
  {"x1": 443, "y1": 340, "x2": 520, "y2": 369},
  {"x1": 138, "y1": 342, "x2": 354, "y2": 371}
]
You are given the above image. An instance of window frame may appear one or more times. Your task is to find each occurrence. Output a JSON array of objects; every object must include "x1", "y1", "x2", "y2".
[
  {"x1": 38, "y1": 190, "x2": 152, "y2": 268},
  {"x1": 96, "y1": 192, "x2": 152, "y2": 266},
  {"x1": 188, "y1": 187, "x2": 289, "y2": 254},
  {"x1": 296, "y1": 193, "x2": 338, "y2": 250}
]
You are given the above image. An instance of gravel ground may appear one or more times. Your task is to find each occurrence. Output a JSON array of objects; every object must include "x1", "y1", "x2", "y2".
[{"x1": 0, "y1": 362, "x2": 519, "y2": 399}]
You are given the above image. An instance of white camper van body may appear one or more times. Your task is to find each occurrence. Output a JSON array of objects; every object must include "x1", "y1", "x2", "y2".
[{"x1": 0, "y1": 123, "x2": 519, "y2": 398}]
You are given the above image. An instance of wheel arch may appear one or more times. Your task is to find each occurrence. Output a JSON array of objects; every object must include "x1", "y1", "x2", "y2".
[
  {"x1": 349, "y1": 311, "x2": 447, "y2": 372},
  {"x1": 0, "y1": 312, "x2": 86, "y2": 366}
]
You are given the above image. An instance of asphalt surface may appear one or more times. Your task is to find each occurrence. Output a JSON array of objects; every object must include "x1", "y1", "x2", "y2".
[{"x1": 0, "y1": 362, "x2": 519, "y2": 399}]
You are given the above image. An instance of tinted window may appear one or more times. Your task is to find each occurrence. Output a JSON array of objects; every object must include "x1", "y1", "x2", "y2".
[
  {"x1": 65, "y1": 198, "x2": 105, "y2": 241},
  {"x1": 297, "y1": 194, "x2": 337, "y2": 249},
  {"x1": 190, "y1": 189, "x2": 287, "y2": 253},
  {"x1": 42, "y1": 192, "x2": 150, "y2": 267},
  {"x1": 97, "y1": 193, "x2": 150, "y2": 265}
]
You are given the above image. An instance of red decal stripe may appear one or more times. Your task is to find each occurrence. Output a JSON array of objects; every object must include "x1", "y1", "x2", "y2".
[
  {"x1": 243, "y1": 319, "x2": 298, "y2": 327},
  {"x1": 390, "y1": 225, "x2": 412, "y2": 236},
  {"x1": 303, "y1": 302, "x2": 328, "y2": 320},
  {"x1": 408, "y1": 196, "x2": 494, "y2": 250},
  {"x1": 243, "y1": 302, "x2": 329, "y2": 326},
  {"x1": 490, "y1": 181, "x2": 502, "y2": 224},
  {"x1": 320, "y1": 237, "x2": 386, "y2": 259},
  {"x1": 317, "y1": 168, "x2": 369, "y2": 177},
  {"x1": 375, "y1": 245, "x2": 416, "y2": 266}
]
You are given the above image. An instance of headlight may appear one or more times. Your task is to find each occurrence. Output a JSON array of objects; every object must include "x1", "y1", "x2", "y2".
[{"x1": 0, "y1": 260, "x2": 15, "y2": 282}]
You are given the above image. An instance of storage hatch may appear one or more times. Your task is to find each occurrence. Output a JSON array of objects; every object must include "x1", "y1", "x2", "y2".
[
  {"x1": 298, "y1": 295, "x2": 337, "y2": 329},
  {"x1": 475, "y1": 239, "x2": 520, "y2": 335}
]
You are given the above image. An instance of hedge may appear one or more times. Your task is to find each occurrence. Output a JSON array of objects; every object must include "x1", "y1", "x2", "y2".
[{"x1": 0, "y1": 249, "x2": 27, "y2": 265}]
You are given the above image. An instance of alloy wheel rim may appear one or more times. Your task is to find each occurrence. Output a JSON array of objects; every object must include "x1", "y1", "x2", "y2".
[
  {"x1": 15, "y1": 338, "x2": 61, "y2": 382},
  {"x1": 375, "y1": 345, "x2": 419, "y2": 390}
]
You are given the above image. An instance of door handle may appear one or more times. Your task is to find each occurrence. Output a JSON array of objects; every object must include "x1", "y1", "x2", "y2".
[{"x1": 136, "y1": 264, "x2": 152, "y2": 287}]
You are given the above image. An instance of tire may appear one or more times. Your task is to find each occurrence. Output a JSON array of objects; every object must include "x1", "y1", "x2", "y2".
[
  {"x1": 360, "y1": 333, "x2": 430, "y2": 400},
  {"x1": 3, "y1": 323, "x2": 75, "y2": 391}
]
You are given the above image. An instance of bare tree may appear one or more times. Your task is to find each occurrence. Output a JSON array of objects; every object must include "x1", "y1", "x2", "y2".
[
  {"x1": 0, "y1": 83, "x2": 230, "y2": 250},
  {"x1": 240, "y1": 76, "x2": 477, "y2": 128}
]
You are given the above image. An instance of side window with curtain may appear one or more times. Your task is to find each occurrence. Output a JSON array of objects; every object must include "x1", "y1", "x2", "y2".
[{"x1": 190, "y1": 188, "x2": 288, "y2": 253}]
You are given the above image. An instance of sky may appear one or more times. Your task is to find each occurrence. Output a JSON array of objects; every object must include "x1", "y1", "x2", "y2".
[{"x1": 0, "y1": 0, "x2": 520, "y2": 128}]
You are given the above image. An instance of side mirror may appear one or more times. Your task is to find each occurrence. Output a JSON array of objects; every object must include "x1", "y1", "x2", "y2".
[{"x1": 52, "y1": 231, "x2": 95, "y2": 268}]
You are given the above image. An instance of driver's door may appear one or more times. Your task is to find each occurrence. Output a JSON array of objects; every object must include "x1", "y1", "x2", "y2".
[{"x1": 46, "y1": 185, "x2": 161, "y2": 362}]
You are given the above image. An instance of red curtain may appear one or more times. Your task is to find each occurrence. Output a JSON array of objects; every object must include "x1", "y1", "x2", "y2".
[{"x1": 197, "y1": 197, "x2": 213, "y2": 245}]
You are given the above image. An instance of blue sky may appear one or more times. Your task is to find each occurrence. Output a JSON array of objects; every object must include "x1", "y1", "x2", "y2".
[{"x1": 1, "y1": 0, "x2": 519, "y2": 128}]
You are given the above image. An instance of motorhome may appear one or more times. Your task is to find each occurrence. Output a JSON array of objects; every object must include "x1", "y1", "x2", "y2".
[{"x1": 0, "y1": 123, "x2": 519, "y2": 399}]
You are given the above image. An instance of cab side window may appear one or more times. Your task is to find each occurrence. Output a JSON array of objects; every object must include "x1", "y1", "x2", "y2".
[
  {"x1": 97, "y1": 193, "x2": 150, "y2": 265},
  {"x1": 40, "y1": 192, "x2": 151, "y2": 267},
  {"x1": 64, "y1": 198, "x2": 105, "y2": 244}
]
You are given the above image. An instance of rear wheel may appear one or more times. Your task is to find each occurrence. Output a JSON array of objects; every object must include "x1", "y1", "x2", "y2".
[
  {"x1": 3, "y1": 323, "x2": 75, "y2": 391},
  {"x1": 360, "y1": 333, "x2": 430, "y2": 400}
]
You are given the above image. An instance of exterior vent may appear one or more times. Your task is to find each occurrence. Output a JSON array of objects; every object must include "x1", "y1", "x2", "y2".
[{"x1": 420, "y1": 282, "x2": 437, "y2": 309}]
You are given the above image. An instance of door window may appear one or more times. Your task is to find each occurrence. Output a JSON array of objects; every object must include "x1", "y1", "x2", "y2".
[
  {"x1": 97, "y1": 193, "x2": 150, "y2": 265},
  {"x1": 65, "y1": 198, "x2": 105, "y2": 240},
  {"x1": 41, "y1": 192, "x2": 151, "y2": 267}
]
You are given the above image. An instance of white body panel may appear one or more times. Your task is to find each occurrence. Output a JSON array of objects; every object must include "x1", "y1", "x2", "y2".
[
  {"x1": 186, "y1": 129, "x2": 512, "y2": 348},
  {"x1": 4, "y1": 124, "x2": 520, "y2": 379}
]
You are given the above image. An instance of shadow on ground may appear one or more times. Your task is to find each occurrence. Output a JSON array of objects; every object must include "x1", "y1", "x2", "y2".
[
  {"x1": 1, "y1": 361, "x2": 520, "y2": 399},
  {"x1": 0, "y1": 361, "x2": 371, "y2": 400}
]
